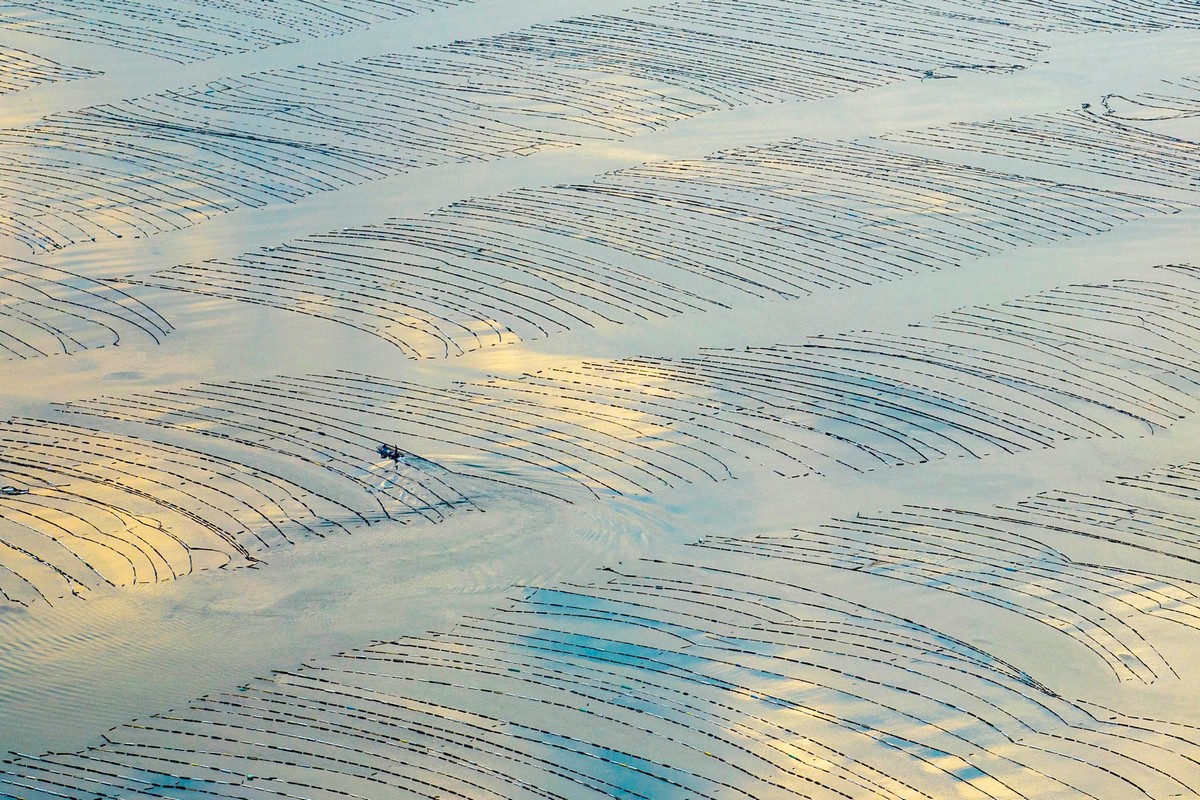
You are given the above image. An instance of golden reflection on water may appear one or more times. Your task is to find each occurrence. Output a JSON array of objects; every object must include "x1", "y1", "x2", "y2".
[{"x1": 3, "y1": 6, "x2": 1200, "y2": 798}]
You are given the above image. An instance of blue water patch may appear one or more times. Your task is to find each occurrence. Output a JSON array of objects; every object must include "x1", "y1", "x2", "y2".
[{"x1": 531, "y1": 730, "x2": 699, "y2": 800}]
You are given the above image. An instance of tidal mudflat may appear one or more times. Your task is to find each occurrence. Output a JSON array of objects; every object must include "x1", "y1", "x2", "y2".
[{"x1": 2, "y1": 1, "x2": 1200, "y2": 798}]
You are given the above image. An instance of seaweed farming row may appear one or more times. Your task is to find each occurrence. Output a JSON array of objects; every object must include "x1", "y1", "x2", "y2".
[
  {"x1": 1107, "y1": 76, "x2": 1200, "y2": 118},
  {"x1": 703, "y1": 459, "x2": 1200, "y2": 684},
  {"x1": 0, "y1": 52, "x2": 716, "y2": 253},
  {"x1": 63, "y1": 265, "x2": 1200, "y2": 503},
  {"x1": 436, "y1": 14, "x2": 912, "y2": 107},
  {"x1": 3, "y1": 0, "x2": 1197, "y2": 71},
  {"x1": 0, "y1": 0, "x2": 468, "y2": 64},
  {"x1": 13, "y1": 266, "x2": 1200, "y2": 607},
  {"x1": 1, "y1": 0, "x2": 1152, "y2": 255},
  {"x1": 634, "y1": 0, "x2": 1043, "y2": 73},
  {"x1": 138, "y1": 138, "x2": 1176, "y2": 359},
  {"x1": 2, "y1": 1, "x2": 1200, "y2": 788},
  {"x1": 0, "y1": 257, "x2": 170, "y2": 361},
  {"x1": 1, "y1": 5, "x2": 1197, "y2": 255},
  {"x1": 0, "y1": 49, "x2": 98, "y2": 96},
  {"x1": 884, "y1": 77, "x2": 1200, "y2": 192},
  {"x1": 4, "y1": 545, "x2": 1197, "y2": 799},
  {"x1": 914, "y1": 0, "x2": 1200, "y2": 32},
  {"x1": 0, "y1": 418, "x2": 476, "y2": 606}
]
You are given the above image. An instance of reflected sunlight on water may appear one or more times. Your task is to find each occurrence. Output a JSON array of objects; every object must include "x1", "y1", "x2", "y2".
[{"x1": 2, "y1": 1, "x2": 1200, "y2": 797}]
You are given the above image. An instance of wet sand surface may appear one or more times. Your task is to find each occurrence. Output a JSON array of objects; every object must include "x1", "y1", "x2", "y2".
[{"x1": 1, "y1": 2, "x2": 1200, "y2": 797}]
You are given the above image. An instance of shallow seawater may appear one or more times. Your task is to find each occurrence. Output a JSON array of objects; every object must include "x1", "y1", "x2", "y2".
[
  {"x1": 2, "y1": 2, "x2": 1200, "y2": 797},
  {"x1": 0, "y1": 479, "x2": 703, "y2": 754}
]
